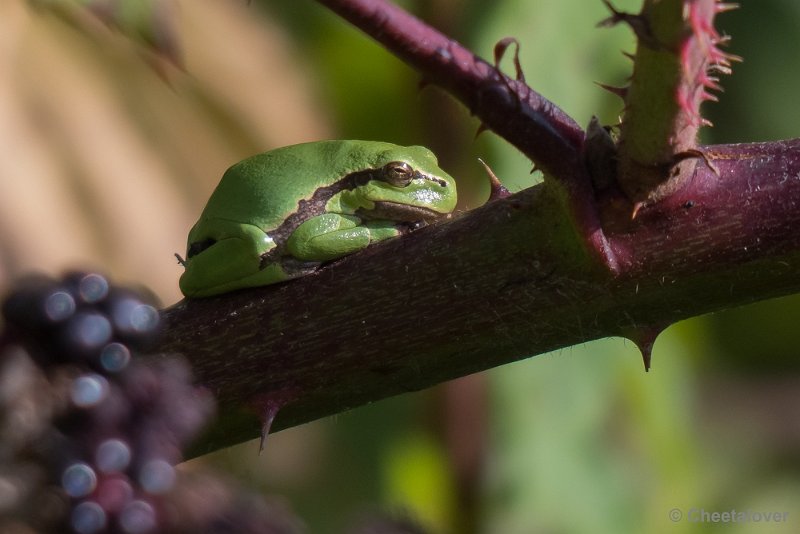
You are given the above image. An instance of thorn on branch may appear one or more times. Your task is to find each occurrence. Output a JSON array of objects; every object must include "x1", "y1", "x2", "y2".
[
  {"x1": 622, "y1": 323, "x2": 668, "y2": 372},
  {"x1": 489, "y1": 37, "x2": 529, "y2": 114},
  {"x1": 251, "y1": 389, "x2": 299, "y2": 454},
  {"x1": 631, "y1": 201, "x2": 644, "y2": 220},
  {"x1": 715, "y1": 2, "x2": 740, "y2": 15},
  {"x1": 478, "y1": 158, "x2": 512, "y2": 201},
  {"x1": 595, "y1": 81, "x2": 629, "y2": 100},
  {"x1": 493, "y1": 37, "x2": 526, "y2": 83},
  {"x1": 597, "y1": 0, "x2": 660, "y2": 49},
  {"x1": 673, "y1": 148, "x2": 720, "y2": 177}
]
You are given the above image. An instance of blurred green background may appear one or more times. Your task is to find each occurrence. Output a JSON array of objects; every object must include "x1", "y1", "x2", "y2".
[{"x1": 1, "y1": 0, "x2": 799, "y2": 532}]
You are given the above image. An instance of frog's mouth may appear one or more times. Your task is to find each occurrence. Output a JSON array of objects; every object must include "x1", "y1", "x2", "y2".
[{"x1": 360, "y1": 202, "x2": 445, "y2": 223}]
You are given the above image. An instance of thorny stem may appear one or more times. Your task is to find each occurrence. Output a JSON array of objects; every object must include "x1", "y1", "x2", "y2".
[
  {"x1": 150, "y1": 0, "x2": 800, "y2": 453},
  {"x1": 316, "y1": 0, "x2": 585, "y2": 179},
  {"x1": 605, "y1": 0, "x2": 739, "y2": 206},
  {"x1": 158, "y1": 139, "x2": 800, "y2": 454}
]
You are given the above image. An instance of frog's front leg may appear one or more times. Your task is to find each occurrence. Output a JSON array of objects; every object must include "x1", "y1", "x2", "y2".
[{"x1": 285, "y1": 214, "x2": 400, "y2": 262}]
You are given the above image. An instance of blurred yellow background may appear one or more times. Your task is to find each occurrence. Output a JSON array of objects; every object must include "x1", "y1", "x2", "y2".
[
  {"x1": 1, "y1": 1, "x2": 799, "y2": 533},
  {"x1": 0, "y1": 0, "x2": 332, "y2": 303}
]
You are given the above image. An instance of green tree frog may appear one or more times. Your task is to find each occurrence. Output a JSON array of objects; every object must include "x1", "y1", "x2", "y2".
[{"x1": 178, "y1": 140, "x2": 457, "y2": 297}]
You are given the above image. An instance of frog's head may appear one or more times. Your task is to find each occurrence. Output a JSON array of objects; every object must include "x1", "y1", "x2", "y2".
[
  {"x1": 178, "y1": 218, "x2": 275, "y2": 298},
  {"x1": 356, "y1": 145, "x2": 457, "y2": 223}
]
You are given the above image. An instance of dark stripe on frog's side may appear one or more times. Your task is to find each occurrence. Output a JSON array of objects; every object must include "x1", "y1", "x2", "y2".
[
  {"x1": 259, "y1": 169, "x2": 444, "y2": 270},
  {"x1": 258, "y1": 168, "x2": 374, "y2": 269}
]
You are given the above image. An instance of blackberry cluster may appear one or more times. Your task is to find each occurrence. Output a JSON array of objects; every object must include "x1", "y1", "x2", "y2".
[{"x1": 0, "y1": 272, "x2": 303, "y2": 533}]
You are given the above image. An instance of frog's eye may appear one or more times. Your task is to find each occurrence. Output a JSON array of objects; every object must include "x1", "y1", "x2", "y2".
[
  {"x1": 187, "y1": 238, "x2": 216, "y2": 259},
  {"x1": 382, "y1": 161, "x2": 414, "y2": 187}
]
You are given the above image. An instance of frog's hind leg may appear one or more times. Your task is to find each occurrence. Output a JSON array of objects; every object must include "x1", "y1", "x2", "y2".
[{"x1": 286, "y1": 214, "x2": 400, "y2": 262}]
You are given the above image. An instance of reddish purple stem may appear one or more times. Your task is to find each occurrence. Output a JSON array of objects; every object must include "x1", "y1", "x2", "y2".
[
  {"x1": 614, "y1": 140, "x2": 800, "y2": 274},
  {"x1": 314, "y1": 0, "x2": 800, "y2": 280},
  {"x1": 315, "y1": 0, "x2": 584, "y2": 178},
  {"x1": 155, "y1": 2, "x2": 800, "y2": 454}
]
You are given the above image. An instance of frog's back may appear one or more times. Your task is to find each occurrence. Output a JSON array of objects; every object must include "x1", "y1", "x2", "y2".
[{"x1": 199, "y1": 140, "x2": 403, "y2": 230}]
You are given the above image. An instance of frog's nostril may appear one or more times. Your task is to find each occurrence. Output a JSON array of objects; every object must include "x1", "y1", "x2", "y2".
[{"x1": 187, "y1": 238, "x2": 217, "y2": 259}]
